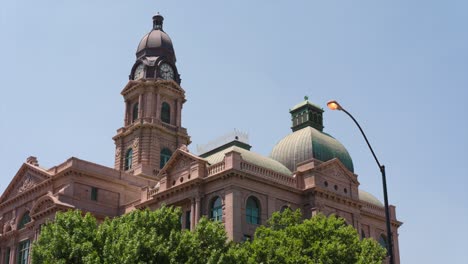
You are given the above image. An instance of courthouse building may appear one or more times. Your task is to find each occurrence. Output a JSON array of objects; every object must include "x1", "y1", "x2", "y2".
[{"x1": 0, "y1": 14, "x2": 402, "y2": 264}]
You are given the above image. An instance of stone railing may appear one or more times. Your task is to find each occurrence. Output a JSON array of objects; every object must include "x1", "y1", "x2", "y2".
[
  {"x1": 240, "y1": 161, "x2": 296, "y2": 187},
  {"x1": 207, "y1": 162, "x2": 225, "y2": 176},
  {"x1": 361, "y1": 202, "x2": 386, "y2": 217}
]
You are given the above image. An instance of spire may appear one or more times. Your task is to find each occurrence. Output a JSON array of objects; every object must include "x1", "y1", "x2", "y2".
[{"x1": 153, "y1": 13, "x2": 164, "y2": 30}]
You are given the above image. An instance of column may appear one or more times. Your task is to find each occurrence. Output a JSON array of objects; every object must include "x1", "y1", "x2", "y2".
[
  {"x1": 124, "y1": 100, "x2": 129, "y2": 126},
  {"x1": 190, "y1": 198, "x2": 196, "y2": 230},
  {"x1": 155, "y1": 93, "x2": 160, "y2": 121},
  {"x1": 138, "y1": 93, "x2": 144, "y2": 120},
  {"x1": 194, "y1": 197, "x2": 201, "y2": 225},
  {"x1": 224, "y1": 188, "x2": 241, "y2": 241}
]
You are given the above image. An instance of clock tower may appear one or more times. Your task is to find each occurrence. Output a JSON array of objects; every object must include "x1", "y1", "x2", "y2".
[{"x1": 113, "y1": 14, "x2": 190, "y2": 178}]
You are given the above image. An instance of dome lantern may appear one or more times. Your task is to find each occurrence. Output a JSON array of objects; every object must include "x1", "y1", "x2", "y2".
[
  {"x1": 270, "y1": 98, "x2": 354, "y2": 172},
  {"x1": 290, "y1": 96, "x2": 324, "y2": 132}
]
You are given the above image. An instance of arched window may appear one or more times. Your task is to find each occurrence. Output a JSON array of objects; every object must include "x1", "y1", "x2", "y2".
[
  {"x1": 210, "y1": 197, "x2": 223, "y2": 221},
  {"x1": 280, "y1": 205, "x2": 290, "y2": 213},
  {"x1": 18, "y1": 212, "x2": 31, "y2": 229},
  {"x1": 124, "y1": 148, "x2": 133, "y2": 170},
  {"x1": 132, "y1": 103, "x2": 139, "y2": 122},
  {"x1": 246, "y1": 196, "x2": 260, "y2": 224},
  {"x1": 379, "y1": 234, "x2": 388, "y2": 251},
  {"x1": 161, "y1": 102, "x2": 171, "y2": 124},
  {"x1": 160, "y1": 148, "x2": 172, "y2": 169}
]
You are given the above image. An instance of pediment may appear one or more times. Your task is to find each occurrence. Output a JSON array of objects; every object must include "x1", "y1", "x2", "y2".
[
  {"x1": 158, "y1": 146, "x2": 207, "y2": 178},
  {"x1": 0, "y1": 163, "x2": 51, "y2": 203},
  {"x1": 314, "y1": 158, "x2": 358, "y2": 184}
]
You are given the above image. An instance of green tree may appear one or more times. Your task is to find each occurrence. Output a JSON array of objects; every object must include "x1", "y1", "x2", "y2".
[
  {"x1": 32, "y1": 207, "x2": 385, "y2": 264},
  {"x1": 31, "y1": 210, "x2": 100, "y2": 264},
  {"x1": 227, "y1": 209, "x2": 386, "y2": 264},
  {"x1": 32, "y1": 206, "x2": 230, "y2": 264}
]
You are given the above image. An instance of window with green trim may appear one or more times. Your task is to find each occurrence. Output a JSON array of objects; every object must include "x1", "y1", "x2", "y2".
[
  {"x1": 4, "y1": 247, "x2": 10, "y2": 264},
  {"x1": 91, "y1": 187, "x2": 98, "y2": 201},
  {"x1": 246, "y1": 197, "x2": 260, "y2": 225},
  {"x1": 17, "y1": 240, "x2": 30, "y2": 264},
  {"x1": 379, "y1": 234, "x2": 388, "y2": 251},
  {"x1": 210, "y1": 197, "x2": 223, "y2": 221},
  {"x1": 160, "y1": 148, "x2": 172, "y2": 169},
  {"x1": 185, "y1": 211, "x2": 191, "y2": 230},
  {"x1": 161, "y1": 102, "x2": 171, "y2": 124},
  {"x1": 18, "y1": 212, "x2": 31, "y2": 230},
  {"x1": 132, "y1": 103, "x2": 139, "y2": 122},
  {"x1": 124, "y1": 148, "x2": 133, "y2": 170}
]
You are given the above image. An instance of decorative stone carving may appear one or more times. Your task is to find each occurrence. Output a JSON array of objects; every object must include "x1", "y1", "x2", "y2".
[
  {"x1": 174, "y1": 158, "x2": 188, "y2": 171},
  {"x1": 115, "y1": 147, "x2": 121, "y2": 158},
  {"x1": 18, "y1": 174, "x2": 36, "y2": 193},
  {"x1": 133, "y1": 138, "x2": 140, "y2": 149}
]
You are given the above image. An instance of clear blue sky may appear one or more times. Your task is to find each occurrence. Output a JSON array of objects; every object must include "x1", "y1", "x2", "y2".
[{"x1": 1, "y1": 1, "x2": 467, "y2": 263}]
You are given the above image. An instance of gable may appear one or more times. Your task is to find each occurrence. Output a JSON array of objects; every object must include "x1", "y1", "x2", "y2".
[
  {"x1": 158, "y1": 146, "x2": 208, "y2": 181},
  {"x1": 0, "y1": 164, "x2": 51, "y2": 203},
  {"x1": 314, "y1": 158, "x2": 358, "y2": 184}
]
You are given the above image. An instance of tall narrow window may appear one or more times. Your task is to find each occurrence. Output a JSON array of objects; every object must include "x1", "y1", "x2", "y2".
[
  {"x1": 161, "y1": 102, "x2": 171, "y2": 124},
  {"x1": 210, "y1": 197, "x2": 223, "y2": 221},
  {"x1": 160, "y1": 148, "x2": 172, "y2": 169},
  {"x1": 17, "y1": 240, "x2": 30, "y2": 264},
  {"x1": 91, "y1": 187, "x2": 98, "y2": 201},
  {"x1": 4, "y1": 247, "x2": 10, "y2": 264},
  {"x1": 132, "y1": 103, "x2": 139, "y2": 123},
  {"x1": 246, "y1": 196, "x2": 260, "y2": 224},
  {"x1": 185, "y1": 211, "x2": 191, "y2": 230},
  {"x1": 125, "y1": 148, "x2": 133, "y2": 170},
  {"x1": 379, "y1": 234, "x2": 388, "y2": 251},
  {"x1": 18, "y1": 212, "x2": 31, "y2": 230}
]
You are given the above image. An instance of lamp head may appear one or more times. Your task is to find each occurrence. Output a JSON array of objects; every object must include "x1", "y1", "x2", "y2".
[{"x1": 327, "y1": 100, "x2": 343, "y2": 111}]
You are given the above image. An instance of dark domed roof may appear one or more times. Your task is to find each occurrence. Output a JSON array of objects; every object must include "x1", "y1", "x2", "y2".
[
  {"x1": 136, "y1": 14, "x2": 176, "y2": 62},
  {"x1": 270, "y1": 127, "x2": 354, "y2": 172}
]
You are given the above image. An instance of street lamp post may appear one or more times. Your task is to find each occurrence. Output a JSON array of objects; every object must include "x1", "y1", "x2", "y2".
[{"x1": 327, "y1": 100, "x2": 394, "y2": 264}]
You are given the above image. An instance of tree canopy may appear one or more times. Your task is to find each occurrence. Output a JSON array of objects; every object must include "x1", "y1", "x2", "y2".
[{"x1": 31, "y1": 207, "x2": 385, "y2": 264}]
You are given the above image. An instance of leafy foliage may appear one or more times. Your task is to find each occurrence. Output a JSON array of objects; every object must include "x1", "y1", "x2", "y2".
[
  {"x1": 32, "y1": 207, "x2": 385, "y2": 264},
  {"x1": 228, "y1": 209, "x2": 386, "y2": 264}
]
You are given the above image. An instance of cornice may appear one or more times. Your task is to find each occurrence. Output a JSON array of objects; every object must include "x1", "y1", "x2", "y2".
[
  {"x1": 121, "y1": 79, "x2": 185, "y2": 98},
  {"x1": 0, "y1": 179, "x2": 53, "y2": 210},
  {"x1": 308, "y1": 187, "x2": 362, "y2": 209},
  {"x1": 113, "y1": 120, "x2": 190, "y2": 140}
]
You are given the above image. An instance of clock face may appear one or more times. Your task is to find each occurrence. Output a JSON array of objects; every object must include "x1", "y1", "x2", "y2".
[
  {"x1": 159, "y1": 63, "x2": 175, "y2": 80},
  {"x1": 134, "y1": 64, "x2": 145, "y2": 80}
]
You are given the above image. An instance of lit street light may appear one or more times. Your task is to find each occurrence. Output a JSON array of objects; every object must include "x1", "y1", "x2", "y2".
[{"x1": 327, "y1": 100, "x2": 394, "y2": 264}]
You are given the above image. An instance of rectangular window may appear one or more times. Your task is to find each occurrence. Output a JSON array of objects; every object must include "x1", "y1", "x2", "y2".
[
  {"x1": 17, "y1": 240, "x2": 30, "y2": 264},
  {"x1": 91, "y1": 187, "x2": 98, "y2": 201},
  {"x1": 5, "y1": 247, "x2": 10, "y2": 264},
  {"x1": 185, "y1": 211, "x2": 191, "y2": 230}
]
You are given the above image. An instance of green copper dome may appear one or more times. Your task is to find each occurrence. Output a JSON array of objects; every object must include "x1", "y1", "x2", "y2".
[
  {"x1": 204, "y1": 145, "x2": 292, "y2": 176},
  {"x1": 270, "y1": 126, "x2": 354, "y2": 172},
  {"x1": 359, "y1": 189, "x2": 383, "y2": 207},
  {"x1": 270, "y1": 98, "x2": 354, "y2": 172}
]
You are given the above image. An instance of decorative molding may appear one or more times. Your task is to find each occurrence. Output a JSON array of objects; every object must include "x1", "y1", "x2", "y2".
[
  {"x1": 18, "y1": 174, "x2": 36, "y2": 193},
  {"x1": 133, "y1": 138, "x2": 140, "y2": 149}
]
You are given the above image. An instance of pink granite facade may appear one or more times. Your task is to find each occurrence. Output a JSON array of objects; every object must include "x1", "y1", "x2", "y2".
[{"x1": 0, "y1": 14, "x2": 401, "y2": 264}]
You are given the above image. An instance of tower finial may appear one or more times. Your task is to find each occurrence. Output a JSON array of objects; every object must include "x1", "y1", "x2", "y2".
[{"x1": 153, "y1": 13, "x2": 164, "y2": 30}]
